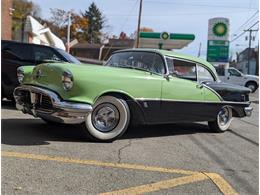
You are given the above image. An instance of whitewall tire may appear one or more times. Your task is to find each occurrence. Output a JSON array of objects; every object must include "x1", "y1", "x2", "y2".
[
  {"x1": 208, "y1": 106, "x2": 232, "y2": 133},
  {"x1": 82, "y1": 96, "x2": 130, "y2": 141}
]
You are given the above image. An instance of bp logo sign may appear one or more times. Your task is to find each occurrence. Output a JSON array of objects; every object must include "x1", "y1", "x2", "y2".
[
  {"x1": 161, "y1": 32, "x2": 169, "y2": 40},
  {"x1": 213, "y1": 22, "x2": 227, "y2": 37}
]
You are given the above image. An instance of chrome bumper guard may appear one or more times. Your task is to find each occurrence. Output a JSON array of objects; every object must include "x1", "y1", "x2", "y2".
[
  {"x1": 244, "y1": 107, "x2": 253, "y2": 117},
  {"x1": 14, "y1": 85, "x2": 92, "y2": 124}
]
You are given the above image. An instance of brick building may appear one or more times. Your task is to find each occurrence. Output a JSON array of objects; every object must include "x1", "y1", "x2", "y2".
[{"x1": 1, "y1": 0, "x2": 13, "y2": 40}]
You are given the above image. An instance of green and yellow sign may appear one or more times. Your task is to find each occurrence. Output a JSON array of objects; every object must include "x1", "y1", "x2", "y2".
[{"x1": 207, "y1": 18, "x2": 230, "y2": 62}]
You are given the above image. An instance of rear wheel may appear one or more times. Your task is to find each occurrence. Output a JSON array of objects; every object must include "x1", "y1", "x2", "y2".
[
  {"x1": 208, "y1": 107, "x2": 232, "y2": 133},
  {"x1": 246, "y1": 82, "x2": 258, "y2": 93},
  {"x1": 81, "y1": 96, "x2": 130, "y2": 142}
]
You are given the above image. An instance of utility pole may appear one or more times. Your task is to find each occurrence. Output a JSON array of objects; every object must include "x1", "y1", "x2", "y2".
[
  {"x1": 244, "y1": 29, "x2": 258, "y2": 74},
  {"x1": 135, "y1": 0, "x2": 143, "y2": 48},
  {"x1": 67, "y1": 12, "x2": 71, "y2": 53}
]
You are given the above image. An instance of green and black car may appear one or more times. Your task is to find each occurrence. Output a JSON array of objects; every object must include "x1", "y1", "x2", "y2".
[{"x1": 14, "y1": 49, "x2": 252, "y2": 141}]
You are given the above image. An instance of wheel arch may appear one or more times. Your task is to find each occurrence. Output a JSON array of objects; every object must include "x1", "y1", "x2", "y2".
[
  {"x1": 95, "y1": 90, "x2": 146, "y2": 125},
  {"x1": 245, "y1": 80, "x2": 258, "y2": 87}
]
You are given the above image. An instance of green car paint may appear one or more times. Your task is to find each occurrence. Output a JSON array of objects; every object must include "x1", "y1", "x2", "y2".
[{"x1": 21, "y1": 49, "x2": 220, "y2": 105}]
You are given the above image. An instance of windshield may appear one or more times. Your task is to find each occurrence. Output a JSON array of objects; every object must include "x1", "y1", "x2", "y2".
[
  {"x1": 57, "y1": 49, "x2": 81, "y2": 64},
  {"x1": 106, "y1": 51, "x2": 165, "y2": 75}
]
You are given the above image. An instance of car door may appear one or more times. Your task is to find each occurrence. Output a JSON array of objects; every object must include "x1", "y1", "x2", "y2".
[
  {"x1": 160, "y1": 58, "x2": 206, "y2": 123},
  {"x1": 227, "y1": 68, "x2": 243, "y2": 86},
  {"x1": 1, "y1": 43, "x2": 35, "y2": 98}
]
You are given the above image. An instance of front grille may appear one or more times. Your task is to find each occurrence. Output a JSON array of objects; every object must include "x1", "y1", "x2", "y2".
[
  {"x1": 17, "y1": 89, "x2": 53, "y2": 110},
  {"x1": 39, "y1": 95, "x2": 52, "y2": 109}
]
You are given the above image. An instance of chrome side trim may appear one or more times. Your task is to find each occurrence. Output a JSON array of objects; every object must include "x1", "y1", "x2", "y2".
[
  {"x1": 135, "y1": 97, "x2": 250, "y2": 105},
  {"x1": 14, "y1": 85, "x2": 92, "y2": 124}
]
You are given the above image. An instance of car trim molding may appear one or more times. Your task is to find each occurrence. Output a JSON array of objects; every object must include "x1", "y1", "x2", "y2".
[{"x1": 135, "y1": 98, "x2": 250, "y2": 105}]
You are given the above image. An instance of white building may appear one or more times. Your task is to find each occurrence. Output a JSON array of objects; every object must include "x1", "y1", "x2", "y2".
[{"x1": 24, "y1": 15, "x2": 65, "y2": 50}]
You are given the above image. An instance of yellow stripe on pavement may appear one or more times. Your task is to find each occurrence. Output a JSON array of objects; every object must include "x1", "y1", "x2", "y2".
[
  {"x1": 204, "y1": 172, "x2": 238, "y2": 195},
  {"x1": 100, "y1": 173, "x2": 208, "y2": 195},
  {"x1": 2, "y1": 151, "x2": 238, "y2": 195},
  {"x1": 1, "y1": 151, "x2": 197, "y2": 175}
]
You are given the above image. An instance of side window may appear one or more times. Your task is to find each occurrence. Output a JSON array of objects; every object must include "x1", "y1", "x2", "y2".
[
  {"x1": 197, "y1": 65, "x2": 215, "y2": 82},
  {"x1": 33, "y1": 46, "x2": 62, "y2": 62},
  {"x1": 172, "y1": 59, "x2": 197, "y2": 81},
  {"x1": 4, "y1": 44, "x2": 34, "y2": 61},
  {"x1": 228, "y1": 69, "x2": 241, "y2": 77}
]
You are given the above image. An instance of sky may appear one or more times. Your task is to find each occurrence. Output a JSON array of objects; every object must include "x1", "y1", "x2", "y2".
[{"x1": 31, "y1": 0, "x2": 259, "y2": 59}]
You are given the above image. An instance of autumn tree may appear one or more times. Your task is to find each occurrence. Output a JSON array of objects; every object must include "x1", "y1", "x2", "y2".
[
  {"x1": 82, "y1": 2, "x2": 106, "y2": 43},
  {"x1": 12, "y1": 0, "x2": 41, "y2": 40},
  {"x1": 48, "y1": 9, "x2": 88, "y2": 42},
  {"x1": 140, "y1": 27, "x2": 154, "y2": 32}
]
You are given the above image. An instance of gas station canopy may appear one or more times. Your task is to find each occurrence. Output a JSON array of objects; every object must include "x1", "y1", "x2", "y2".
[{"x1": 139, "y1": 32, "x2": 195, "y2": 49}]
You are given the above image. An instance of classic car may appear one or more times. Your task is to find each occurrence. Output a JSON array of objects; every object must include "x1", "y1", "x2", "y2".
[{"x1": 14, "y1": 49, "x2": 253, "y2": 141}]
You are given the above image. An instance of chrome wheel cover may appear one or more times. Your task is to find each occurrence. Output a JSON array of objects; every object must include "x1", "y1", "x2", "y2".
[
  {"x1": 91, "y1": 103, "x2": 120, "y2": 132},
  {"x1": 217, "y1": 107, "x2": 232, "y2": 130}
]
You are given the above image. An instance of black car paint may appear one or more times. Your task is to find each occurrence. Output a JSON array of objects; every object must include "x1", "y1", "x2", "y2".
[{"x1": 128, "y1": 81, "x2": 250, "y2": 125}]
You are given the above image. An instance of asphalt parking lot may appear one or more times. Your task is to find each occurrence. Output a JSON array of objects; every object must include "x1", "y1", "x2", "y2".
[{"x1": 1, "y1": 92, "x2": 259, "y2": 195}]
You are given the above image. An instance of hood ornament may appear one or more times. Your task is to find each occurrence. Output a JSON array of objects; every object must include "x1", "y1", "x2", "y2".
[{"x1": 34, "y1": 69, "x2": 46, "y2": 79}]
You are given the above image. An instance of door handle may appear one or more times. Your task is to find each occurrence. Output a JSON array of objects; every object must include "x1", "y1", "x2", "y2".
[{"x1": 196, "y1": 84, "x2": 203, "y2": 89}]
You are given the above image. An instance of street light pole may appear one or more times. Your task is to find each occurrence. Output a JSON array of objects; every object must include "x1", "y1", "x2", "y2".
[
  {"x1": 135, "y1": 0, "x2": 143, "y2": 48},
  {"x1": 67, "y1": 12, "x2": 71, "y2": 53}
]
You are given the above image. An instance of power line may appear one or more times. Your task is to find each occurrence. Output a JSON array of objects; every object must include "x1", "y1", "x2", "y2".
[
  {"x1": 142, "y1": 0, "x2": 258, "y2": 10},
  {"x1": 231, "y1": 21, "x2": 259, "y2": 42},
  {"x1": 233, "y1": 10, "x2": 259, "y2": 34},
  {"x1": 120, "y1": 0, "x2": 139, "y2": 30},
  {"x1": 107, "y1": 10, "x2": 252, "y2": 17}
]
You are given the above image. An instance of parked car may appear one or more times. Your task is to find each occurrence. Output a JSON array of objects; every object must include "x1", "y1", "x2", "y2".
[
  {"x1": 1, "y1": 40, "x2": 81, "y2": 100},
  {"x1": 215, "y1": 67, "x2": 259, "y2": 93},
  {"x1": 14, "y1": 49, "x2": 252, "y2": 141}
]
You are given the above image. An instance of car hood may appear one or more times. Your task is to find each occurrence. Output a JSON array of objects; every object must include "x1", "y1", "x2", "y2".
[
  {"x1": 244, "y1": 74, "x2": 259, "y2": 80},
  {"x1": 204, "y1": 81, "x2": 251, "y2": 102}
]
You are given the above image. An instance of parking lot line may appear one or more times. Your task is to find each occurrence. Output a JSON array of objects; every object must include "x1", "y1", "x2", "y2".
[
  {"x1": 100, "y1": 173, "x2": 208, "y2": 195},
  {"x1": 204, "y1": 172, "x2": 239, "y2": 195},
  {"x1": 1, "y1": 151, "x2": 198, "y2": 175},
  {"x1": 2, "y1": 151, "x2": 238, "y2": 194}
]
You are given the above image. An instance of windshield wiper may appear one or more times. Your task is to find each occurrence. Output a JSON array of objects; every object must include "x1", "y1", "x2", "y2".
[{"x1": 41, "y1": 59, "x2": 66, "y2": 63}]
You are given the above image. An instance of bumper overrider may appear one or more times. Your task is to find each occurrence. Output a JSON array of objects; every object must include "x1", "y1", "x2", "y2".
[{"x1": 14, "y1": 85, "x2": 92, "y2": 124}]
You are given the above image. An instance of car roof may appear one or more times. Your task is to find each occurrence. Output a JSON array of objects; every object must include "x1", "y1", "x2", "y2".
[
  {"x1": 114, "y1": 48, "x2": 217, "y2": 75},
  {"x1": 1, "y1": 40, "x2": 56, "y2": 49}
]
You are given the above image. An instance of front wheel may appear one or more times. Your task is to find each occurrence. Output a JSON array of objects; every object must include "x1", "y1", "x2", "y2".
[
  {"x1": 208, "y1": 107, "x2": 232, "y2": 133},
  {"x1": 81, "y1": 96, "x2": 130, "y2": 142},
  {"x1": 246, "y1": 82, "x2": 258, "y2": 93}
]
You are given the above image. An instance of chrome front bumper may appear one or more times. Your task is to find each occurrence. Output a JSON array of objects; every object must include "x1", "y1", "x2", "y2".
[
  {"x1": 14, "y1": 85, "x2": 92, "y2": 124},
  {"x1": 244, "y1": 107, "x2": 253, "y2": 117}
]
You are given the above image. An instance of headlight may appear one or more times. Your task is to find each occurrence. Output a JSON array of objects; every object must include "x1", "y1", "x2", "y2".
[
  {"x1": 62, "y1": 70, "x2": 73, "y2": 91},
  {"x1": 17, "y1": 67, "x2": 24, "y2": 84}
]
